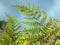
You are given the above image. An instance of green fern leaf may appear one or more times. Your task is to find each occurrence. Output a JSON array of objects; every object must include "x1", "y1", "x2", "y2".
[{"x1": 27, "y1": 3, "x2": 30, "y2": 10}]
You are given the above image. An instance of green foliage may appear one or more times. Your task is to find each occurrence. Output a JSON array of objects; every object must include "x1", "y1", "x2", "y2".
[
  {"x1": 0, "y1": 15, "x2": 22, "y2": 45},
  {"x1": 0, "y1": 20, "x2": 7, "y2": 30},
  {"x1": 0, "y1": 3, "x2": 60, "y2": 45},
  {"x1": 14, "y1": 4, "x2": 47, "y2": 29},
  {"x1": 14, "y1": 3, "x2": 60, "y2": 45}
]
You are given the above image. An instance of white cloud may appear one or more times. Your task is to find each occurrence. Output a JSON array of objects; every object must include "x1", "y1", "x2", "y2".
[
  {"x1": 0, "y1": 3, "x2": 6, "y2": 14},
  {"x1": 0, "y1": 3, "x2": 7, "y2": 20},
  {"x1": 47, "y1": 0, "x2": 60, "y2": 19}
]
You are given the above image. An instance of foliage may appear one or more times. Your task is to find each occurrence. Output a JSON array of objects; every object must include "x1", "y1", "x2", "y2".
[
  {"x1": 14, "y1": 3, "x2": 60, "y2": 45},
  {"x1": 0, "y1": 20, "x2": 7, "y2": 30},
  {"x1": 0, "y1": 4, "x2": 60, "y2": 45},
  {"x1": 0, "y1": 15, "x2": 22, "y2": 45}
]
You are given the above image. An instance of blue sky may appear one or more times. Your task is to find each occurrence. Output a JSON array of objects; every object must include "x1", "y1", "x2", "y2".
[{"x1": 0, "y1": 0, "x2": 60, "y2": 21}]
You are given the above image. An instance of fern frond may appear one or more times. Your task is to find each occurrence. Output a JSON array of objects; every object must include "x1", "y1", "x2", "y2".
[
  {"x1": 0, "y1": 15, "x2": 22, "y2": 45},
  {"x1": 14, "y1": 4, "x2": 46, "y2": 29}
]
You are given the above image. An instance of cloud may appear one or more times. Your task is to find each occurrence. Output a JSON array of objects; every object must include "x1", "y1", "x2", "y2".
[
  {"x1": 0, "y1": 2, "x2": 7, "y2": 20},
  {"x1": 0, "y1": 3, "x2": 6, "y2": 14},
  {"x1": 47, "y1": 0, "x2": 60, "y2": 19}
]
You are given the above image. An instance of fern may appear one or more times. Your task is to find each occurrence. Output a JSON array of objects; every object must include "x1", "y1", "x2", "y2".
[
  {"x1": 0, "y1": 15, "x2": 22, "y2": 45},
  {"x1": 14, "y1": 4, "x2": 48, "y2": 35},
  {"x1": 13, "y1": 4, "x2": 53, "y2": 45},
  {"x1": 14, "y1": 4, "x2": 60, "y2": 45},
  {"x1": 14, "y1": 4, "x2": 53, "y2": 35},
  {"x1": 0, "y1": 3, "x2": 60, "y2": 45}
]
